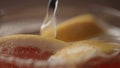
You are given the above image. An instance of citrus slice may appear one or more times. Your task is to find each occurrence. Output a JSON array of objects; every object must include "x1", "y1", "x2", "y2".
[
  {"x1": 41, "y1": 14, "x2": 105, "y2": 42},
  {"x1": 0, "y1": 35, "x2": 67, "y2": 68},
  {"x1": 49, "y1": 40, "x2": 120, "y2": 68}
]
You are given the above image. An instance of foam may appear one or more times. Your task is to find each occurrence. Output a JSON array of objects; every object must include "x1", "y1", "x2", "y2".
[{"x1": 0, "y1": 55, "x2": 67, "y2": 68}]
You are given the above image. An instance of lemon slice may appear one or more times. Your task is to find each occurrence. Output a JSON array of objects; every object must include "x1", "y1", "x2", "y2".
[
  {"x1": 41, "y1": 14, "x2": 105, "y2": 42},
  {"x1": 49, "y1": 40, "x2": 120, "y2": 67}
]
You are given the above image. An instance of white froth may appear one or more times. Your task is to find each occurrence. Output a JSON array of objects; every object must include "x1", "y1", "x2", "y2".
[
  {"x1": 67, "y1": 44, "x2": 95, "y2": 55},
  {"x1": 0, "y1": 55, "x2": 64, "y2": 67},
  {"x1": 25, "y1": 59, "x2": 33, "y2": 65},
  {"x1": 48, "y1": 56, "x2": 65, "y2": 64},
  {"x1": 6, "y1": 56, "x2": 14, "y2": 63},
  {"x1": 34, "y1": 61, "x2": 48, "y2": 68},
  {"x1": 15, "y1": 58, "x2": 27, "y2": 66}
]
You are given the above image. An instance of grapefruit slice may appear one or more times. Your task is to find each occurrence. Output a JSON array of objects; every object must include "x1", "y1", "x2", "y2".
[
  {"x1": 49, "y1": 40, "x2": 120, "y2": 68},
  {"x1": 0, "y1": 35, "x2": 67, "y2": 68},
  {"x1": 41, "y1": 14, "x2": 105, "y2": 42}
]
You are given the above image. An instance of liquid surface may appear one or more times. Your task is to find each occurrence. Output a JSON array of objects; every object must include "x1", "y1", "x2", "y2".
[{"x1": 76, "y1": 56, "x2": 120, "y2": 68}]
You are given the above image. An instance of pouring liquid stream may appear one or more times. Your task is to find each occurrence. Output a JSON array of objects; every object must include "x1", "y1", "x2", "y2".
[{"x1": 40, "y1": 0, "x2": 58, "y2": 38}]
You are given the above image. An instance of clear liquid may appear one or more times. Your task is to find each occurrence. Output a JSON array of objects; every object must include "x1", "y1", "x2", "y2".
[{"x1": 40, "y1": 0, "x2": 58, "y2": 38}]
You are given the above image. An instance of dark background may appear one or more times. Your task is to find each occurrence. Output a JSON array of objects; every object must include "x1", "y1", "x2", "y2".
[{"x1": 0, "y1": 0, "x2": 120, "y2": 36}]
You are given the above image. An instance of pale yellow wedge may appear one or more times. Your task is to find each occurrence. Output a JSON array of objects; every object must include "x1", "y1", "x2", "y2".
[
  {"x1": 41, "y1": 14, "x2": 105, "y2": 42},
  {"x1": 49, "y1": 40, "x2": 120, "y2": 68}
]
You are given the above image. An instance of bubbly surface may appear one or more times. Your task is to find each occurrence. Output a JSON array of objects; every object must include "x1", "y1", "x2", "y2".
[{"x1": 0, "y1": 46, "x2": 53, "y2": 68}]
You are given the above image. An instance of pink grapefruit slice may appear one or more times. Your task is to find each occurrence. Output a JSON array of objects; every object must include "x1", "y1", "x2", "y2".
[{"x1": 0, "y1": 35, "x2": 67, "y2": 68}]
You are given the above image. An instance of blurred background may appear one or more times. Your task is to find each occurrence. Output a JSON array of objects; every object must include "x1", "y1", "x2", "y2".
[{"x1": 0, "y1": 0, "x2": 120, "y2": 36}]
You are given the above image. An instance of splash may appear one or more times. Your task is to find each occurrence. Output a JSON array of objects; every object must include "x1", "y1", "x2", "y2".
[{"x1": 40, "y1": 0, "x2": 58, "y2": 38}]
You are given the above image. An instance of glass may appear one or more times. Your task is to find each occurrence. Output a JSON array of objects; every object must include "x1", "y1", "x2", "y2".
[{"x1": 0, "y1": 0, "x2": 120, "y2": 68}]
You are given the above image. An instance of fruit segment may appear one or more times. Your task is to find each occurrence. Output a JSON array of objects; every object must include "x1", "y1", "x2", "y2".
[
  {"x1": 0, "y1": 35, "x2": 67, "y2": 68},
  {"x1": 49, "y1": 40, "x2": 120, "y2": 68},
  {"x1": 41, "y1": 15, "x2": 105, "y2": 42}
]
